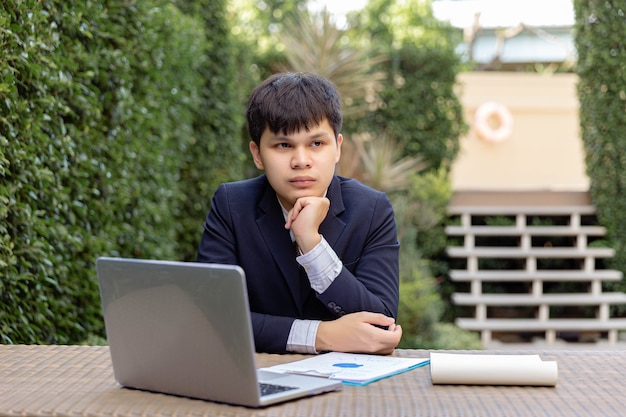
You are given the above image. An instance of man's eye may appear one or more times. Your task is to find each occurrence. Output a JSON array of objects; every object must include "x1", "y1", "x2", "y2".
[
  {"x1": 277, "y1": 143, "x2": 291, "y2": 149},
  {"x1": 312, "y1": 141, "x2": 323, "y2": 147}
]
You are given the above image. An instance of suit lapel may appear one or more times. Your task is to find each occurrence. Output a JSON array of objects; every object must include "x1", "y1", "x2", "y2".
[
  {"x1": 256, "y1": 182, "x2": 306, "y2": 315},
  {"x1": 319, "y1": 176, "x2": 346, "y2": 248},
  {"x1": 255, "y1": 176, "x2": 347, "y2": 316}
]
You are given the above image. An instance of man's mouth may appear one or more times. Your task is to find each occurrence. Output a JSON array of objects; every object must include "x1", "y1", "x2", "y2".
[{"x1": 289, "y1": 176, "x2": 316, "y2": 187}]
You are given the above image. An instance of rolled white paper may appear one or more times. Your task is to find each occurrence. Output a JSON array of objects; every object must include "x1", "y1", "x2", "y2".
[{"x1": 430, "y1": 353, "x2": 558, "y2": 387}]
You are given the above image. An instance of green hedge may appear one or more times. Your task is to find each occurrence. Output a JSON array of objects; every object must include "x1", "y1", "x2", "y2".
[
  {"x1": 363, "y1": 42, "x2": 465, "y2": 171},
  {"x1": 0, "y1": 0, "x2": 245, "y2": 343},
  {"x1": 173, "y1": 0, "x2": 248, "y2": 261},
  {"x1": 347, "y1": 0, "x2": 466, "y2": 172},
  {"x1": 575, "y1": 0, "x2": 626, "y2": 310}
]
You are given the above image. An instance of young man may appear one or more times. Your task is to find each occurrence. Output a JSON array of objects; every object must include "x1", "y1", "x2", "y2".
[{"x1": 197, "y1": 72, "x2": 401, "y2": 354}]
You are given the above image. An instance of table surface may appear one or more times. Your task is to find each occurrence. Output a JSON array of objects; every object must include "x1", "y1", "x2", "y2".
[{"x1": 1, "y1": 345, "x2": 625, "y2": 417}]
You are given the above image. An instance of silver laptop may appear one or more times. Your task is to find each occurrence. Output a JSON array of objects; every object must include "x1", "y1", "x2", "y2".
[{"x1": 96, "y1": 257, "x2": 342, "y2": 407}]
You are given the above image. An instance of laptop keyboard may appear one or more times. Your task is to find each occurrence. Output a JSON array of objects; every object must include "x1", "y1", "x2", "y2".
[{"x1": 259, "y1": 382, "x2": 298, "y2": 396}]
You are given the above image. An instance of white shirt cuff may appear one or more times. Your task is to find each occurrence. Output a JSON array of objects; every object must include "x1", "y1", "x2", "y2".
[
  {"x1": 296, "y1": 236, "x2": 342, "y2": 293},
  {"x1": 286, "y1": 319, "x2": 320, "y2": 354}
]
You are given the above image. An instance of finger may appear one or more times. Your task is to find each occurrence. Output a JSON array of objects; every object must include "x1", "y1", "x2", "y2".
[
  {"x1": 358, "y1": 311, "x2": 396, "y2": 327},
  {"x1": 377, "y1": 325, "x2": 402, "y2": 353},
  {"x1": 375, "y1": 322, "x2": 400, "y2": 337},
  {"x1": 284, "y1": 215, "x2": 293, "y2": 230},
  {"x1": 284, "y1": 202, "x2": 303, "y2": 229}
]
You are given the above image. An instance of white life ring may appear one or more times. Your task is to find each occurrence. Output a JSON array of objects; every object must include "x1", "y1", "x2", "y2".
[{"x1": 474, "y1": 101, "x2": 513, "y2": 143}]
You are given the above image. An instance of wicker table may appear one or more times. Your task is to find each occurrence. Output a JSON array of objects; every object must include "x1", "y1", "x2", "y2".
[{"x1": 1, "y1": 345, "x2": 624, "y2": 417}]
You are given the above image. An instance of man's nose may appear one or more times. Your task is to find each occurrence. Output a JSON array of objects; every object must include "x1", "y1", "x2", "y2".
[{"x1": 291, "y1": 147, "x2": 312, "y2": 168}]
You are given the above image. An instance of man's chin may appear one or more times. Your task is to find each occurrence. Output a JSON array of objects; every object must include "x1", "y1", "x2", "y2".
[{"x1": 279, "y1": 191, "x2": 322, "y2": 208}]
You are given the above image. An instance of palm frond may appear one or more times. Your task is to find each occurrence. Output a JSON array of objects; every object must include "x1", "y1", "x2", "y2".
[
  {"x1": 275, "y1": 8, "x2": 387, "y2": 119},
  {"x1": 351, "y1": 133, "x2": 426, "y2": 193}
]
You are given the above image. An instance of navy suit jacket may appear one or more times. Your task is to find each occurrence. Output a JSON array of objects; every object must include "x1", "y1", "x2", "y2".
[{"x1": 196, "y1": 174, "x2": 400, "y2": 353}]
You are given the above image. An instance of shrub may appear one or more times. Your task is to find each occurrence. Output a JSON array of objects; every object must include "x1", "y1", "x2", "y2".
[
  {"x1": 348, "y1": 0, "x2": 467, "y2": 171},
  {"x1": 575, "y1": 0, "x2": 626, "y2": 312},
  {"x1": 0, "y1": 0, "x2": 240, "y2": 343},
  {"x1": 173, "y1": 0, "x2": 247, "y2": 261},
  {"x1": 393, "y1": 169, "x2": 481, "y2": 349}
]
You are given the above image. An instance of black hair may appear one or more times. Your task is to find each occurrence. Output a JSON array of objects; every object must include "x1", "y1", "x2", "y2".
[{"x1": 246, "y1": 72, "x2": 343, "y2": 145}]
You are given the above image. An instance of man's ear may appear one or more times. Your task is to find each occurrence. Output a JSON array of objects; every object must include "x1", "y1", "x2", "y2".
[
  {"x1": 335, "y1": 134, "x2": 343, "y2": 164},
  {"x1": 249, "y1": 141, "x2": 264, "y2": 170}
]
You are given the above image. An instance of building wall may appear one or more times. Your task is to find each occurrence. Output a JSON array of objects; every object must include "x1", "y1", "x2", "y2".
[{"x1": 450, "y1": 72, "x2": 588, "y2": 192}]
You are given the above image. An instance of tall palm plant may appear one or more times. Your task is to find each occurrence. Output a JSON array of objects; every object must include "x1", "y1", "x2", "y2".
[
  {"x1": 349, "y1": 133, "x2": 425, "y2": 193},
  {"x1": 274, "y1": 8, "x2": 387, "y2": 120},
  {"x1": 275, "y1": 8, "x2": 423, "y2": 192}
]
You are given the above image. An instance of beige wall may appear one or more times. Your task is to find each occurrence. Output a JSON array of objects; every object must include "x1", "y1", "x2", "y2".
[{"x1": 450, "y1": 72, "x2": 589, "y2": 192}]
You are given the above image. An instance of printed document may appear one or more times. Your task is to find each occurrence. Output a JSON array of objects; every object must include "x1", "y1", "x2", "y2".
[{"x1": 263, "y1": 352, "x2": 429, "y2": 386}]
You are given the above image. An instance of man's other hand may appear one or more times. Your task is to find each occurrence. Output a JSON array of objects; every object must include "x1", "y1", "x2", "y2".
[{"x1": 315, "y1": 311, "x2": 402, "y2": 355}]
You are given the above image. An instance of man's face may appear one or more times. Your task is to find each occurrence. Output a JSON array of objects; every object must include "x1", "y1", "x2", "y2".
[{"x1": 249, "y1": 118, "x2": 343, "y2": 210}]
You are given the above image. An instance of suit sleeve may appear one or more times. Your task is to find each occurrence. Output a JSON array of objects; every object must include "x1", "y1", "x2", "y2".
[
  {"x1": 315, "y1": 192, "x2": 400, "y2": 319},
  {"x1": 196, "y1": 184, "x2": 295, "y2": 353}
]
